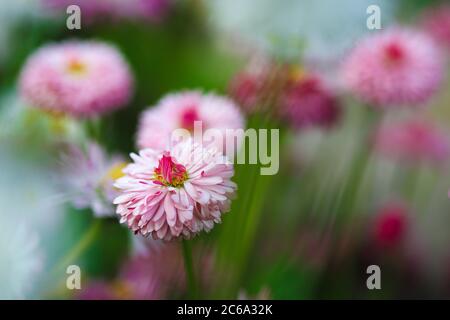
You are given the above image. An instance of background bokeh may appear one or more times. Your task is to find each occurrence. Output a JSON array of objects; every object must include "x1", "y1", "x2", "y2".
[{"x1": 1, "y1": 0, "x2": 450, "y2": 299}]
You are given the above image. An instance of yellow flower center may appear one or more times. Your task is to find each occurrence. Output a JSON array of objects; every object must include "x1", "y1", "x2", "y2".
[
  {"x1": 66, "y1": 58, "x2": 87, "y2": 75},
  {"x1": 106, "y1": 162, "x2": 127, "y2": 181}
]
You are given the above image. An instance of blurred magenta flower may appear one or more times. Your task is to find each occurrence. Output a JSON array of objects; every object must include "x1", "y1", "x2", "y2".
[
  {"x1": 228, "y1": 58, "x2": 275, "y2": 114},
  {"x1": 279, "y1": 72, "x2": 341, "y2": 129},
  {"x1": 114, "y1": 139, "x2": 236, "y2": 240},
  {"x1": 372, "y1": 202, "x2": 409, "y2": 249},
  {"x1": 19, "y1": 41, "x2": 133, "y2": 118},
  {"x1": 58, "y1": 142, "x2": 126, "y2": 217},
  {"x1": 421, "y1": 5, "x2": 450, "y2": 50},
  {"x1": 229, "y1": 71, "x2": 266, "y2": 113},
  {"x1": 43, "y1": 0, "x2": 171, "y2": 23},
  {"x1": 342, "y1": 28, "x2": 443, "y2": 107},
  {"x1": 373, "y1": 119, "x2": 450, "y2": 165},
  {"x1": 77, "y1": 281, "x2": 114, "y2": 300},
  {"x1": 136, "y1": 91, "x2": 244, "y2": 156}
]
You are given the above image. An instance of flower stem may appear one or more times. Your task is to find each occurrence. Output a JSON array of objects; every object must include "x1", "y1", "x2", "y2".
[
  {"x1": 84, "y1": 118, "x2": 102, "y2": 143},
  {"x1": 43, "y1": 219, "x2": 102, "y2": 298},
  {"x1": 53, "y1": 219, "x2": 102, "y2": 275},
  {"x1": 181, "y1": 240, "x2": 198, "y2": 299}
]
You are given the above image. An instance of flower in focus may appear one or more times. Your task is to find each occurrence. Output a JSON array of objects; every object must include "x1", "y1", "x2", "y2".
[
  {"x1": 136, "y1": 91, "x2": 244, "y2": 156},
  {"x1": 114, "y1": 139, "x2": 236, "y2": 240},
  {"x1": 43, "y1": 0, "x2": 171, "y2": 23},
  {"x1": 341, "y1": 28, "x2": 443, "y2": 107},
  {"x1": 58, "y1": 142, "x2": 126, "y2": 217},
  {"x1": 372, "y1": 202, "x2": 409, "y2": 249},
  {"x1": 19, "y1": 40, "x2": 133, "y2": 118},
  {"x1": 0, "y1": 222, "x2": 43, "y2": 299},
  {"x1": 373, "y1": 119, "x2": 450, "y2": 165},
  {"x1": 279, "y1": 72, "x2": 341, "y2": 129},
  {"x1": 78, "y1": 243, "x2": 184, "y2": 300},
  {"x1": 421, "y1": 5, "x2": 450, "y2": 50}
]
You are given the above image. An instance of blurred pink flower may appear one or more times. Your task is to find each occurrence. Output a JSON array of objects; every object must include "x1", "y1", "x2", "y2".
[
  {"x1": 78, "y1": 243, "x2": 184, "y2": 300},
  {"x1": 229, "y1": 71, "x2": 265, "y2": 113},
  {"x1": 279, "y1": 73, "x2": 341, "y2": 129},
  {"x1": 114, "y1": 139, "x2": 236, "y2": 240},
  {"x1": 118, "y1": 243, "x2": 184, "y2": 299},
  {"x1": 77, "y1": 281, "x2": 115, "y2": 300},
  {"x1": 43, "y1": 0, "x2": 171, "y2": 23},
  {"x1": 421, "y1": 5, "x2": 450, "y2": 50},
  {"x1": 342, "y1": 28, "x2": 443, "y2": 107},
  {"x1": 19, "y1": 41, "x2": 133, "y2": 118},
  {"x1": 136, "y1": 91, "x2": 244, "y2": 156},
  {"x1": 58, "y1": 142, "x2": 126, "y2": 217},
  {"x1": 372, "y1": 202, "x2": 409, "y2": 249},
  {"x1": 374, "y1": 119, "x2": 450, "y2": 165}
]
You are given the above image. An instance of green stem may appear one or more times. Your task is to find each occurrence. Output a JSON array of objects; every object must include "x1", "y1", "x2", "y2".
[
  {"x1": 52, "y1": 219, "x2": 102, "y2": 275},
  {"x1": 43, "y1": 220, "x2": 102, "y2": 298},
  {"x1": 334, "y1": 107, "x2": 380, "y2": 222},
  {"x1": 84, "y1": 118, "x2": 102, "y2": 143},
  {"x1": 182, "y1": 240, "x2": 198, "y2": 299}
]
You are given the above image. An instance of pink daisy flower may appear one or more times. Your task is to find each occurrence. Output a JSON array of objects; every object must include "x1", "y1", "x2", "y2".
[
  {"x1": 114, "y1": 139, "x2": 236, "y2": 241},
  {"x1": 136, "y1": 91, "x2": 244, "y2": 156},
  {"x1": 19, "y1": 41, "x2": 133, "y2": 118},
  {"x1": 58, "y1": 142, "x2": 126, "y2": 217},
  {"x1": 421, "y1": 5, "x2": 450, "y2": 50},
  {"x1": 341, "y1": 28, "x2": 443, "y2": 107},
  {"x1": 279, "y1": 73, "x2": 341, "y2": 129},
  {"x1": 373, "y1": 118, "x2": 450, "y2": 165}
]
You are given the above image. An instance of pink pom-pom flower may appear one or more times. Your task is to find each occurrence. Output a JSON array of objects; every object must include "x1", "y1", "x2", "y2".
[
  {"x1": 114, "y1": 138, "x2": 237, "y2": 241},
  {"x1": 279, "y1": 73, "x2": 341, "y2": 129},
  {"x1": 136, "y1": 91, "x2": 244, "y2": 156},
  {"x1": 19, "y1": 40, "x2": 133, "y2": 118},
  {"x1": 372, "y1": 202, "x2": 409, "y2": 250},
  {"x1": 373, "y1": 118, "x2": 450, "y2": 165},
  {"x1": 342, "y1": 28, "x2": 444, "y2": 108}
]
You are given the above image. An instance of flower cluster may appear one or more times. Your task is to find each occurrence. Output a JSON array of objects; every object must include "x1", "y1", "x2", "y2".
[{"x1": 229, "y1": 64, "x2": 341, "y2": 129}]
